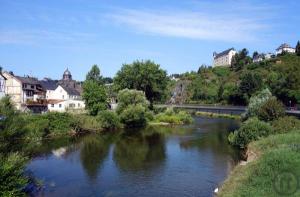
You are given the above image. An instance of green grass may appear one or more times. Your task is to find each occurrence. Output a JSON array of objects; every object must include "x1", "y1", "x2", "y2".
[
  {"x1": 218, "y1": 131, "x2": 300, "y2": 197},
  {"x1": 195, "y1": 111, "x2": 241, "y2": 120},
  {"x1": 151, "y1": 110, "x2": 193, "y2": 125}
]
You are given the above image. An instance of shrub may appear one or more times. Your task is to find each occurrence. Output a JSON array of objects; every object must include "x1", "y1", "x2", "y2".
[
  {"x1": 153, "y1": 109, "x2": 193, "y2": 124},
  {"x1": 73, "y1": 114, "x2": 102, "y2": 131},
  {"x1": 272, "y1": 116, "x2": 300, "y2": 133},
  {"x1": 229, "y1": 118, "x2": 273, "y2": 148},
  {"x1": 43, "y1": 112, "x2": 77, "y2": 136},
  {"x1": 119, "y1": 104, "x2": 148, "y2": 128},
  {"x1": 0, "y1": 153, "x2": 28, "y2": 197},
  {"x1": 97, "y1": 110, "x2": 120, "y2": 130},
  {"x1": 116, "y1": 89, "x2": 149, "y2": 114},
  {"x1": 246, "y1": 88, "x2": 273, "y2": 118},
  {"x1": 257, "y1": 97, "x2": 285, "y2": 121},
  {"x1": 23, "y1": 115, "x2": 49, "y2": 139}
]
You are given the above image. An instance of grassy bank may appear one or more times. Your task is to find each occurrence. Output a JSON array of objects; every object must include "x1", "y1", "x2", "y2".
[
  {"x1": 218, "y1": 131, "x2": 300, "y2": 197},
  {"x1": 195, "y1": 111, "x2": 240, "y2": 120}
]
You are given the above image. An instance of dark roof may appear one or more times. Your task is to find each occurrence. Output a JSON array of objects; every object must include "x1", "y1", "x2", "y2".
[
  {"x1": 40, "y1": 79, "x2": 58, "y2": 90},
  {"x1": 214, "y1": 48, "x2": 235, "y2": 59},
  {"x1": 60, "y1": 85, "x2": 80, "y2": 96},
  {"x1": 277, "y1": 43, "x2": 294, "y2": 50},
  {"x1": 15, "y1": 76, "x2": 40, "y2": 85},
  {"x1": 0, "y1": 73, "x2": 7, "y2": 80}
]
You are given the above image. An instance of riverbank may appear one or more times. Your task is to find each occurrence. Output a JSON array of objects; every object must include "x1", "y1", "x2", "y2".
[
  {"x1": 195, "y1": 111, "x2": 240, "y2": 120},
  {"x1": 218, "y1": 131, "x2": 300, "y2": 196}
]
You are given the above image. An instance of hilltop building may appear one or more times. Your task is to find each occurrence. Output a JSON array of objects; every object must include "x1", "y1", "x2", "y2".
[
  {"x1": 276, "y1": 43, "x2": 295, "y2": 55},
  {"x1": 213, "y1": 48, "x2": 237, "y2": 67},
  {"x1": 0, "y1": 72, "x2": 6, "y2": 99}
]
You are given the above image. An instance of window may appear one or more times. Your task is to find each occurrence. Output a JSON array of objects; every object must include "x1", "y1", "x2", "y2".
[
  {"x1": 78, "y1": 103, "x2": 81, "y2": 107},
  {"x1": 62, "y1": 95, "x2": 64, "y2": 99},
  {"x1": 51, "y1": 104, "x2": 54, "y2": 108},
  {"x1": 59, "y1": 104, "x2": 62, "y2": 108},
  {"x1": 31, "y1": 85, "x2": 34, "y2": 89},
  {"x1": 69, "y1": 103, "x2": 75, "y2": 108}
]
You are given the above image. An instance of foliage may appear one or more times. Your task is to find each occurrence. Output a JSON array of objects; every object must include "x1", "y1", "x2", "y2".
[
  {"x1": 97, "y1": 110, "x2": 120, "y2": 130},
  {"x1": 272, "y1": 116, "x2": 300, "y2": 133},
  {"x1": 73, "y1": 114, "x2": 102, "y2": 132},
  {"x1": 195, "y1": 111, "x2": 240, "y2": 120},
  {"x1": 119, "y1": 104, "x2": 148, "y2": 128},
  {"x1": 82, "y1": 80, "x2": 107, "y2": 116},
  {"x1": 296, "y1": 41, "x2": 300, "y2": 56},
  {"x1": 257, "y1": 97, "x2": 285, "y2": 121},
  {"x1": 116, "y1": 89, "x2": 149, "y2": 114},
  {"x1": 245, "y1": 88, "x2": 273, "y2": 118},
  {"x1": 228, "y1": 118, "x2": 273, "y2": 148},
  {"x1": 153, "y1": 108, "x2": 193, "y2": 124},
  {"x1": 0, "y1": 153, "x2": 28, "y2": 197},
  {"x1": 239, "y1": 72, "x2": 263, "y2": 100},
  {"x1": 85, "y1": 64, "x2": 103, "y2": 84},
  {"x1": 231, "y1": 48, "x2": 252, "y2": 71},
  {"x1": 113, "y1": 60, "x2": 169, "y2": 105}
]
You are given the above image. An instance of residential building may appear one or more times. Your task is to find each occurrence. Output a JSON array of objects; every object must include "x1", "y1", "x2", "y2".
[
  {"x1": 3, "y1": 72, "x2": 45, "y2": 110},
  {"x1": 0, "y1": 72, "x2": 6, "y2": 98},
  {"x1": 276, "y1": 43, "x2": 295, "y2": 55},
  {"x1": 43, "y1": 69, "x2": 85, "y2": 112},
  {"x1": 213, "y1": 48, "x2": 237, "y2": 67}
]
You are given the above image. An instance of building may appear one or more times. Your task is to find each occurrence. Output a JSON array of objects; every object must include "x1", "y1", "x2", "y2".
[
  {"x1": 253, "y1": 54, "x2": 264, "y2": 63},
  {"x1": 0, "y1": 72, "x2": 6, "y2": 98},
  {"x1": 3, "y1": 72, "x2": 45, "y2": 110},
  {"x1": 276, "y1": 43, "x2": 295, "y2": 55},
  {"x1": 43, "y1": 69, "x2": 85, "y2": 112},
  {"x1": 213, "y1": 48, "x2": 237, "y2": 67}
]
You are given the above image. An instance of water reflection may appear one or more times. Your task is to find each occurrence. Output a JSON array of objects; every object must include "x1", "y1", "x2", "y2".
[{"x1": 113, "y1": 131, "x2": 166, "y2": 171}]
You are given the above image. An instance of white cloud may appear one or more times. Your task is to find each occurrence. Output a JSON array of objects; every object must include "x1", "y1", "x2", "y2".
[{"x1": 107, "y1": 6, "x2": 271, "y2": 42}]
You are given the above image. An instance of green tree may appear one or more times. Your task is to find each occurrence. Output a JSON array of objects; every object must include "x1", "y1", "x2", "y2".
[
  {"x1": 296, "y1": 41, "x2": 300, "y2": 56},
  {"x1": 231, "y1": 48, "x2": 252, "y2": 71},
  {"x1": 239, "y1": 72, "x2": 263, "y2": 100},
  {"x1": 86, "y1": 65, "x2": 103, "y2": 84},
  {"x1": 113, "y1": 60, "x2": 169, "y2": 106},
  {"x1": 116, "y1": 89, "x2": 149, "y2": 114}
]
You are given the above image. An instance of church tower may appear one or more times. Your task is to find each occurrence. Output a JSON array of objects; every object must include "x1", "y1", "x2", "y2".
[{"x1": 63, "y1": 68, "x2": 72, "y2": 81}]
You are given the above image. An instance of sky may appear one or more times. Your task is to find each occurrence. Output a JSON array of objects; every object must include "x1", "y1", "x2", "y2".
[{"x1": 0, "y1": 0, "x2": 299, "y2": 81}]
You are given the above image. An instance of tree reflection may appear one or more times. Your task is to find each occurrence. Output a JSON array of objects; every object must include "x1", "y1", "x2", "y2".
[
  {"x1": 113, "y1": 131, "x2": 166, "y2": 171},
  {"x1": 80, "y1": 135, "x2": 111, "y2": 182}
]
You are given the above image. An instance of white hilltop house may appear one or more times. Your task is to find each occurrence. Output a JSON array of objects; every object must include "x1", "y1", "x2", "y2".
[
  {"x1": 41, "y1": 69, "x2": 85, "y2": 112},
  {"x1": 213, "y1": 48, "x2": 237, "y2": 67},
  {"x1": 276, "y1": 43, "x2": 295, "y2": 55}
]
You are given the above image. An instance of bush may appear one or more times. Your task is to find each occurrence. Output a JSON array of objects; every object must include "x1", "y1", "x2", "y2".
[
  {"x1": 23, "y1": 115, "x2": 49, "y2": 139},
  {"x1": 0, "y1": 153, "x2": 28, "y2": 197},
  {"x1": 153, "y1": 108, "x2": 193, "y2": 124},
  {"x1": 119, "y1": 104, "x2": 148, "y2": 128},
  {"x1": 116, "y1": 89, "x2": 149, "y2": 114},
  {"x1": 229, "y1": 118, "x2": 273, "y2": 148},
  {"x1": 246, "y1": 88, "x2": 272, "y2": 118},
  {"x1": 257, "y1": 97, "x2": 285, "y2": 121},
  {"x1": 43, "y1": 112, "x2": 77, "y2": 136},
  {"x1": 97, "y1": 110, "x2": 120, "y2": 130},
  {"x1": 73, "y1": 114, "x2": 102, "y2": 132},
  {"x1": 272, "y1": 116, "x2": 300, "y2": 133}
]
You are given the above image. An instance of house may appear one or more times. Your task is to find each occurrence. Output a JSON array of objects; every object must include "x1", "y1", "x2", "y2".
[
  {"x1": 0, "y1": 72, "x2": 7, "y2": 99},
  {"x1": 276, "y1": 43, "x2": 295, "y2": 55},
  {"x1": 44, "y1": 69, "x2": 85, "y2": 112},
  {"x1": 213, "y1": 48, "x2": 237, "y2": 67},
  {"x1": 253, "y1": 54, "x2": 264, "y2": 63},
  {"x1": 2, "y1": 71, "x2": 46, "y2": 110}
]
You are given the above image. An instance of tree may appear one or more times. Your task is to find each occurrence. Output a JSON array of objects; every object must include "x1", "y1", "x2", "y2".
[
  {"x1": 231, "y1": 48, "x2": 252, "y2": 71},
  {"x1": 82, "y1": 80, "x2": 107, "y2": 115},
  {"x1": 86, "y1": 65, "x2": 103, "y2": 84},
  {"x1": 296, "y1": 41, "x2": 300, "y2": 56},
  {"x1": 252, "y1": 51, "x2": 259, "y2": 59},
  {"x1": 116, "y1": 89, "x2": 149, "y2": 114},
  {"x1": 239, "y1": 72, "x2": 263, "y2": 100},
  {"x1": 113, "y1": 60, "x2": 169, "y2": 106}
]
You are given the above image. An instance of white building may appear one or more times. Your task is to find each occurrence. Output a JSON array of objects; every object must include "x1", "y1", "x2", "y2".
[
  {"x1": 0, "y1": 72, "x2": 6, "y2": 99},
  {"x1": 276, "y1": 43, "x2": 295, "y2": 55},
  {"x1": 213, "y1": 48, "x2": 237, "y2": 67},
  {"x1": 42, "y1": 69, "x2": 85, "y2": 112}
]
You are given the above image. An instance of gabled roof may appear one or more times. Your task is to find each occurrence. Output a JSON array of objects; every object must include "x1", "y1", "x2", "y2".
[
  {"x1": 276, "y1": 43, "x2": 295, "y2": 50},
  {"x1": 40, "y1": 79, "x2": 58, "y2": 90},
  {"x1": 214, "y1": 48, "x2": 235, "y2": 59},
  {"x1": 15, "y1": 76, "x2": 40, "y2": 85},
  {"x1": 59, "y1": 85, "x2": 80, "y2": 96},
  {"x1": 0, "y1": 73, "x2": 7, "y2": 80}
]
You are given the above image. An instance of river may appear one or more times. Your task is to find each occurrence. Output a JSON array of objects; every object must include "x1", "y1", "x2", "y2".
[{"x1": 26, "y1": 117, "x2": 241, "y2": 197}]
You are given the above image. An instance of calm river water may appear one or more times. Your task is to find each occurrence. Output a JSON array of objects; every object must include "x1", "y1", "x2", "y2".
[{"x1": 27, "y1": 117, "x2": 241, "y2": 197}]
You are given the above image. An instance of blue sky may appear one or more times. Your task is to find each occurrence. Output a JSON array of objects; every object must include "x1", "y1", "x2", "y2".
[{"x1": 0, "y1": 0, "x2": 299, "y2": 81}]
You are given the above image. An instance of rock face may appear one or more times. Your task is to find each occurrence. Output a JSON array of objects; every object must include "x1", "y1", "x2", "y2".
[{"x1": 168, "y1": 80, "x2": 190, "y2": 104}]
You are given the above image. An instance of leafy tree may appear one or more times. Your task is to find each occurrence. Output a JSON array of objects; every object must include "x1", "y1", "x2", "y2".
[
  {"x1": 116, "y1": 89, "x2": 149, "y2": 114},
  {"x1": 239, "y1": 72, "x2": 263, "y2": 100},
  {"x1": 114, "y1": 60, "x2": 169, "y2": 106},
  {"x1": 86, "y1": 65, "x2": 103, "y2": 84},
  {"x1": 231, "y1": 48, "x2": 252, "y2": 71},
  {"x1": 296, "y1": 41, "x2": 300, "y2": 56},
  {"x1": 82, "y1": 80, "x2": 107, "y2": 116},
  {"x1": 252, "y1": 51, "x2": 259, "y2": 59},
  {"x1": 257, "y1": 97, "x2": 285, "y2": 121},
  {"x1": 103, "y1": 77, "x2": 113, "y2": 84}
]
